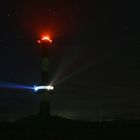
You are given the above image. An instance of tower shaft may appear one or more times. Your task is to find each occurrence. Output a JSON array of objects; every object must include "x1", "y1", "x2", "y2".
[
  {"x1": 41, "y1": 46, "x2": 49, "y2": 85},
  {"x1": 40, "y1": 43, "x2": 51, "y2": 117}
]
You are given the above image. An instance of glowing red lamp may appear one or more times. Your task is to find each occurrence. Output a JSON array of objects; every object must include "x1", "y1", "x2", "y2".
[{"x1": 37, "y1": 35, "x2": 52, "y2": 45}]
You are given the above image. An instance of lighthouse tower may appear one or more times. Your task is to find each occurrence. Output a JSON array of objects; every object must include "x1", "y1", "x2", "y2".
[{"x1": 37, "y1": 35, "x2": 52, "y2": 117}]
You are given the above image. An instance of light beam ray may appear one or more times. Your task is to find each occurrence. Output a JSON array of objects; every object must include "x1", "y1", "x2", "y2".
[
  {"x1": 50, "y1": 45, "x2": 115, "y2": 86},
  {"x1": 0, "y1": 81, "x2": 34, "y2": 91},
  {"x1": 51, "y1": 46, "x2": 83, "y2": 84},
  {"x1": 52, "y1": 61, "x2": 93, "y2": 85}
]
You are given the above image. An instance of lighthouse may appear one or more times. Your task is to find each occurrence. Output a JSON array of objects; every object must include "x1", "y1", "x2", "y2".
[{"x1": 36, "y1": 35, "x2": 53, "y2": 117}]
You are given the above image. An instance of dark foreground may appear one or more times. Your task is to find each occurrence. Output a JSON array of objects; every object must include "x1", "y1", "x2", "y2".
[{"x1": 0, "y1": 115, "x2": 140, "y2": 140}]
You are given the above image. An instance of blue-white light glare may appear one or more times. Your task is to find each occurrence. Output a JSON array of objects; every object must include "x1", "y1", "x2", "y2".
[
  {"x1": 0, "y1": 81, "x2": 33, "y2": 90},
  {"x1": 34, "y1": 85, "x2": 54, "y2": 92}
]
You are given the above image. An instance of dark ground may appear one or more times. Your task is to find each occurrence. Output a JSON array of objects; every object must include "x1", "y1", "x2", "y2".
[{"x1": 0, "y1": 114, "x2": 140, "y2": 140}]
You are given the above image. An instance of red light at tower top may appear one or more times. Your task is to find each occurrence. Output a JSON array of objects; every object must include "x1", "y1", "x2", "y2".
[
  {"x1": 42, "y1": 36, "x2": 52, "y2": 43},
  {"x1": 37, "y1": 35, "x2": 52, "y2": 45}
]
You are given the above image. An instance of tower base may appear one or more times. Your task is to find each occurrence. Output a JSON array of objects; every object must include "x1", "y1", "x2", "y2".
[{"x1": 39, "y1": 101, "x2": 50, "y2": 118}]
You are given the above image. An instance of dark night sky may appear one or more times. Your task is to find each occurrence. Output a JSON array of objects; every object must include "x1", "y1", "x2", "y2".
[{"x1": 0, "y1": 0, "x2": 140, "y2": 121}]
